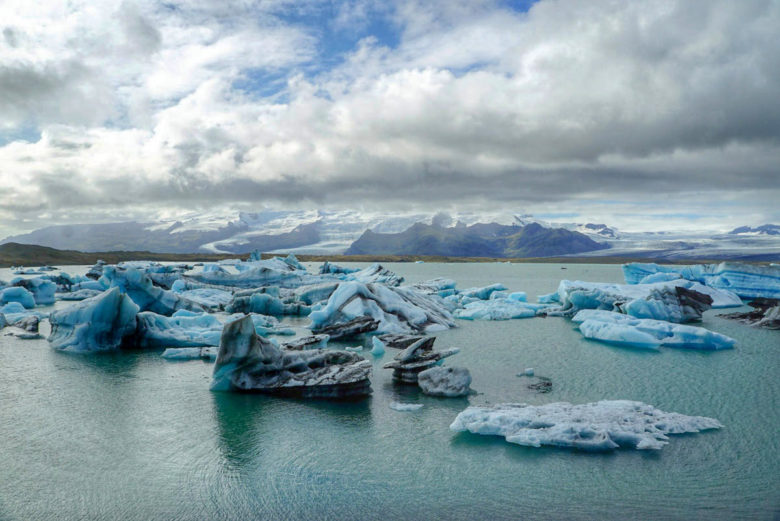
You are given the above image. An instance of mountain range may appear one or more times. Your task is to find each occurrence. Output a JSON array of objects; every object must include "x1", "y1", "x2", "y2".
[{"x1": 2, "y1": 209, "x2": 778, "y2": 260}]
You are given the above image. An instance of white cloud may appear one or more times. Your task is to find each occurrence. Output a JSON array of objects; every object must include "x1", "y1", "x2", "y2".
[{"x1": 0, "y1": 0, "x2": 778, "y2": 237}]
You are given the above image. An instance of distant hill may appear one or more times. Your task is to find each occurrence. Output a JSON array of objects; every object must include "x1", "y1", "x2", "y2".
[
  {"x1": 0, "y1": 243, "x2": 237, "y2": 268},
  {"x1": 345, "y1": 222, "x2": 610, "y2": 257}
]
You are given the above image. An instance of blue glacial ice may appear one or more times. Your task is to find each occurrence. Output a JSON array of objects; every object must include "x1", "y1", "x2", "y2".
[
  {"x1": 48, "y1": 287, "x2": 139, "y2": 352},
  {"x1": 57, "y1": 289, "x2": 104, "y2": 301},
  {"x1": 134, "y1": 310, "x2": 224, "y2": 348},
  {"x1": 0, "y1": 286, "x2": 36, "y2": 309},
  {"x1": 551, "y1": 279, "x2": 741, "y2": 315},
  {"x1": 308, "y1": 281, "x2": 455, "y2": 335},
  {"x1": 10, "y1": 277, "x2": 56, "y2": 305},
  {"x1": 623, "y1": 262, "x2": 780, "y2": 299},
  {"x1": 454, "y1": 298, "x2": 539, "y2": 320},
  {"x1": 621, "y1": 286, "x2": 713, "y2": 323},
  {"x1": 226, "y1": 290, "x2": 310, "y2": 316},
  {"x1": 101, "y1": 267, "x2": 204, "y2": 315},
  {"x1": 370, "y1": 336, "x2": 386, "y2": 356},
  {"x1": 174, "y1": 288, "x2": 233, "y2": 310},
  {"x1": 572, "y1": 310, "x2": 736, "y2": 350},
  {"x1": 450, "y1": 400, "x2": 723, "y2": 451},
  {"x1": 161, "y1": 347, "x2": 217, "y2": 361},
  {"x1": 319, "y1": 261, "x2": 359, "y2": 275},
  {"x1": 0, "y1": 302, "x2": 48, "y2": 324}
]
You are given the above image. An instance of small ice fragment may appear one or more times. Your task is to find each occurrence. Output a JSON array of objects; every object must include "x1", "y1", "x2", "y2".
[
  {"x1": 370, "y1": 336, "x2": 386, "y2": 356},
  {"x1": 389, "y1": 402, "x2": 424, "y2": 412}
]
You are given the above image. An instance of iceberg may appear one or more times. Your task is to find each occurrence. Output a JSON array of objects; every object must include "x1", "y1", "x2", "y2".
[
  {"x1": 0, "y1": 302, "x2": 48, "y2": 324},
  {"x1": 0, "y1": 286, "x2": 36, "y2": 309},
  {"x1": 101, "y1": 267, "x2": 204, "y2": 316},
  {"x1": 210, "y1": 316, "x2": 372, "y2": 398},
  {"x1": 370, "y1": 336, "x2": 386, "y2": 356},
  {"x1": 188, "y1": 257, "x2": 322, "y2": 289},
  {"x1": 58, "y1": 289, "x2": 103, "y2": 301},
  {"x1": 720, "y1": 298, "x2": 780, "y2": 329},
  {"x1": 550, "y1": 279, "x2": 741, "y2": 315},
  {"x1": 450, "y1": 400, "x2": 723, "y2": 451},
  {"x1": 10, "y1": 277, "x2": 56, "y2": 305},
  {"x1": 455, "y1": 298, "x2": 539, "y2": 321},
  {"x1": 418, "y1": 366, "x2": 471, "y2": 397},
  {"x1": 458, "y1": 283, "x2": 507, "y2": 300},
  {"x1": 292, "y1": 282, "x2": 340, "y2": 305},
  {"x1": 383, "y1": 337, "x2": 460, "y2": 383},
  {"x1": 572, "y1": 310, "x2": 736, "y2": 350},
  {"x1": 410, "y1": 278, "x2": 458, "y2": 298},
  {"x1": 309, "y1": 282, "x2": 455, "y2": 336},
  {"x1": 375, "y1": 334, "x2": 433, "y2": 350},
  {"x1": 226, "y1": 290, "x2": 310, "y2": 316},
  {"x1": 319, "y1": 261, "x2": 358, "y2": 275},
  {"x1": 48, "y1": 287, "x2": 139, "y2": 352},
  {"x1": 346, "y1": 263, "x2": 404, "y2": 286},
  {"x1": 622, "y1": 286, "x2": 713, "y2": 323},
  {"x1": 389, "y1": 402, "x2": 424, "y2": 411},
  {"x1": 162, "y1": 347, "x2": 217, "y2": 361},
  {"x1": 134, "y1": 310, "x2": 224, "y2": 348},
  {"x1": 175, "y1": 288, "x2": 233, "y2": 310},
  {"x1": 281, "y1": 334, "x2": 330, "y2": 350},
  {"x1": 623, "y1": 262, "x2": 780, "y2": 299}
]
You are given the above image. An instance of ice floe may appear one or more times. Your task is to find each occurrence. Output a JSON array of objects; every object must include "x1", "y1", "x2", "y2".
[
  {"x1": 572, "y1": 310, "x2": 736, "y2": 350},
  {"x1": 450, "y1": 400, "x2": 722, "y2": 451}
]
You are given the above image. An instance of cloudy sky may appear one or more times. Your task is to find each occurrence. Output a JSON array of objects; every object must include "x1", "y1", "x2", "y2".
[{"x1": 0, "y1": 0, "x2": 778, "y2": 237}]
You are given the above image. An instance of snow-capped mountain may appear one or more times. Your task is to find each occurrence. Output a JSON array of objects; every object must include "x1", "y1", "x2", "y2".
[{"x1": 1, "y1": 210, "x2": 778, "y2": 260}]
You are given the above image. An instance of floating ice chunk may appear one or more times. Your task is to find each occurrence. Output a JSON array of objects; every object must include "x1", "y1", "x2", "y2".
[
  {"x1": 293, "y1": 282, "x2": 340, "y2": 305},
  {"x1": 319, "y1": 261, "x2": 358, "y2": 275},
  {"x1": 455, "y1": 298, "x2": 538, "y2": 321},
  {"x1": 623, "y1": 262, "x2": 780, "y2": 299},
  {"x1": 411, "y1": 278, "x2": 458, "y2": 298},
  {"x1": 226, "y1": 290, "x2": 310, "y2": 316},
  {"x1": 10, "y1": 277, "x2": 56, "y2": 305},
  {"x1": 162, "y1": 347, "x2": 216, "y2": 361},
  {"x1": 622, "y1": 286, "x2": 713, "y2": 323},
  {"x1": 346, "y1": 263, "x2": 404, "y2": 286},
  {"x1": 202, "y1": 263, "x2": 227, "y2": 273},
  {"x1": 507, "y1": 292, "x2": 527, "y2": 302},
  {"x1": 188, "y1": 259, "x2": 323, "y2": 289},
  {"x1": 58, "y1": 289, "x2": 103, "y2": 301},
  {"x1": 639, "y1": 272, "x2": 682, "y2": 284},
  {"x1": 0, "y1": 302, "x2": 48, "y2": 324},
  {"x1": 370, "y1": 336, "x2": 386, "y2": 357},
  {"x1": 101, "y1": 267, "x2": 203, "y2": 316},
  {"x1": 537, "y1": 292, "x2": 560, "y2": 304},
  {"x1": 210, "y1": 315, "x2": 372, "y2": 398},
  {"x1": 134, "y1": 311, "x2": 223, "y2": 348},
  {"x1": 282, "y1": 335, "x2": 330, "y2": 350},
  {"x1": 384, "y1": 338, "x2": 460, "y2": 383},
  {"x1": 309, "y1": 282, "x2": 455, "y2": 336},
  {"x1": 459, "y1": 283, "x2": 507, "y2": 301},
  {"x1": 450, "y1": 400, "x2": 723, "y2": 451},
  {"x1": 0, "y1": 286, "x2": 36, "y2": 308},
  {"x1": 344, "y1": 346, "x2": 363, "y2": 352},
  {"x1": 48, "y1": 287, "x2": 139, "y2": 352},
  {"x1": 521, "y1": 368, "x2": 534, "y2": 377},
  {"x1": 418, "y1": 366, "x2": 471, "y2": 397},
  {"x1": 573, "y1": 310, "x2": 736, "y2": 350},
  {"x1": 390, "y1": 402, "x2": 424, "y2": 411},
  {"x1": 720, "y1": 298, "x2": 780, "y2": 329},
  {"x1": 553, "y1": 279, "x2": 741, "y2": 315},
  {"x1": 176, "y1": 288, "x2": 233, "y2": 310}
]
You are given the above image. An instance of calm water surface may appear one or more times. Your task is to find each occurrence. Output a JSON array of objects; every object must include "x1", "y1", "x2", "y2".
[{"x1": 0, "y1": 263, "x2": 778, "y2": 520}]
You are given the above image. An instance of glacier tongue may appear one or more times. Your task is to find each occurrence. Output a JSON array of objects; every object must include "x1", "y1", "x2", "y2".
[{"x1": 450, "y1": 400, "x2": 723, "y2": 451}]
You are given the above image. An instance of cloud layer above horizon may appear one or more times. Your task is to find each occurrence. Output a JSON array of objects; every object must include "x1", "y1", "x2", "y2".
[{"x1": 0, "y1": 0, "x2": 778, "y2": 236}]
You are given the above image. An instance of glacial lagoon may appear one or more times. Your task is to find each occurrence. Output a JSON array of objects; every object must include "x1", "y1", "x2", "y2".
[{"x1": 0, "y1": 262, "x2": 778, "y2": 520}]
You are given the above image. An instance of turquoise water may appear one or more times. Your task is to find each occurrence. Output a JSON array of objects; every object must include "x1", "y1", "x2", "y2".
[{"x1": 0, "y1": 263, "x2": 778, "y2": 520}]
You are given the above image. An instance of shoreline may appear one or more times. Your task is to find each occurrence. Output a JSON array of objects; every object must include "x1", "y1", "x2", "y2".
[{"x1": 0, "y1": 242, "x2": 774, "y2": 268}]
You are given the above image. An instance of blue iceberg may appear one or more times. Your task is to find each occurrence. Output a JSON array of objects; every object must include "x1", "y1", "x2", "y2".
[
  {"x1": 572, "y1": 310, "x2": 736, "y2": 350},
  {"x1": 48, "y1": 287, "x2": 139, "y2": 352}
]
